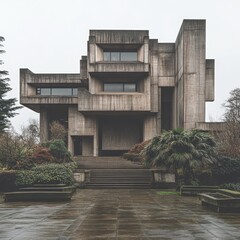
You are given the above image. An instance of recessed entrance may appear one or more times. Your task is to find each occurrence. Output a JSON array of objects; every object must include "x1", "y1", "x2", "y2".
[
  {"x1": 98, "y1": 116, "x2": 143, "y2": 156},
  {"x1": 72, "y1": 136, "x2": 93, "y2": 156}
]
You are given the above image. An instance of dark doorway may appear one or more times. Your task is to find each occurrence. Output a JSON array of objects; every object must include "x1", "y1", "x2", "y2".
[
  {"x1": 161, "y1": 87, "x2": 174, "y2": 131},
  {"x1": 72, "y1": 136, "x2": 82, "y2": 156}
]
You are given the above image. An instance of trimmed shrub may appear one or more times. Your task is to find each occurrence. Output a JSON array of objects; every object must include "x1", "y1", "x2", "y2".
[
  {"x1": 221, "y1": 183, "x2": 240, "y2": 192},
  {"x1": 15, "y1": 170, "x2": 35, "y2": 187},
  {"x1": 212, "y1": 155, "x2": 240, "y2": 184},
  {"x1": 0, "y1": 170, "x2": 17, "y2": 192},
  {"x1": 15, "y1": 164, "x2": 75, "y2": 187},
  {"x1": 42, "y1": 140, "x2": 72, "y2": 163}
]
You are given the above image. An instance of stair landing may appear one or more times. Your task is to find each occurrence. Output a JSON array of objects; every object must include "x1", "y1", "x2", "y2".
[{"x1": 75, "y1": 156, "x2": 152, "y2": 189}]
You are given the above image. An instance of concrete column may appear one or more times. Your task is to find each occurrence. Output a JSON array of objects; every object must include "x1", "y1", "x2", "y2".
[
  {"x1": 40, "y1": 108, "x2": 49, "y2": 143},
  {"x1": 143, "y1": 115, "x2": 157, "y2": 141}
]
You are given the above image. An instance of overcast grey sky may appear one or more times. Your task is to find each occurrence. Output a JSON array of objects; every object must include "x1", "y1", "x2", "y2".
[{"x1": 0, "y1": 0, "x2": 240, "y2": 131}]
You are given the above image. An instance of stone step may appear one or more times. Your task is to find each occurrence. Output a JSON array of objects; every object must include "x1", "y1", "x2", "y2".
[
  {"x1": 85, "y1": 183, "x2": 151, "y2": 189},
  {"x1": 90, "y1": 178, "x2": 151, "y2": 183},
  {"x1": 75, "y1": 156, "x2": 144, "y2": 169},
  {"x1": 86, "y1": 169, "x2": 152, "y2": 189},
  {"x1": 4, "y1": 191, "x2": 73, "y2": 202}
]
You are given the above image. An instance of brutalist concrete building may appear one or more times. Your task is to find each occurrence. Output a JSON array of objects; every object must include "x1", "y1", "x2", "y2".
[{"x1": 20, "y1": 19, "x2": 215, "y2": 156}]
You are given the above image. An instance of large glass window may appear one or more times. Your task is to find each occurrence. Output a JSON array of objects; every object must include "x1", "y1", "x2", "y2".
[
  {"x1": 124, "y1": 83, "x2": 136, "y2": 92},
  {"x1": 121, "y1": 52, "x2": 137, "y2": 61},
  {"x1": 104, "y1": 83, "x2": 136, "y2": 92},
  {"x1": 103, "y1": 52, "x2": 111, "y2": 61},
  {"x1": 36, "y1": 88, "x2": 78, "y2": 96},
  {"x1": 103, "y1": 51, "x2": 137, "y2": 62}
]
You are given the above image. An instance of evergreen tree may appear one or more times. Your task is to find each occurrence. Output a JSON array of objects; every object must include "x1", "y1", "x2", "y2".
[{"x1": 0, "y1": 36, "x2": 22, "y2": 133}]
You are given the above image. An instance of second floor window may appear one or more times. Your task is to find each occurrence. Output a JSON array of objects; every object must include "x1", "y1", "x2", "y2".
[
  {"x1": 104, "y1": 83, "x2": 136, "y2": 92},
  {"x1": 36, "y1": 88, "x2": 78, "y2": 96},
  {"x1": 103, "y1": 51, "x2": 137, "y2": 62}
]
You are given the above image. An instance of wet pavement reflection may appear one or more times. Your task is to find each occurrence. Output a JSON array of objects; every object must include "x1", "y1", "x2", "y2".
[{"x1": 0, "y1": 189, "x2": 240, "y2": 239}]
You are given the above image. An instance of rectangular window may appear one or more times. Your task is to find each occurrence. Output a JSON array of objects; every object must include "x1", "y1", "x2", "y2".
[
  {"x1": 120, "y1": 52, "x2": 137, "y2": 61},
  {"x1": 40, "y1": 88, "x2": 51, "y2": 95},
  {"x1": 52, "y1": 88, "x2": 72, "y2": 96},
  {"x1": 124, "y1": 83, "x2": 136, "y2": 92},
  {"x1": 111, "y1": 52, "x2": 120, "y2": 61},
  {"x1": 104, "y1": 83, "x2": 124, "y2": 92},
  {"x1": 103, "y1": 52, "x2": 111, "y2": 61},
  {"x1": 104, "y1": 83, "x2": 136, "y2": 92},
  {"x1": 103, "y1": 51, "x2": 137, "y2": 62},
  {"x1": 36, "y1": 88, "x2": 77, "y2": 96}
]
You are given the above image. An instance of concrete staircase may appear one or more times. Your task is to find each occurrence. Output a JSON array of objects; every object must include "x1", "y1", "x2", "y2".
[{"x1": 75, "y1": 156, "x2": 152, "y2": 189}]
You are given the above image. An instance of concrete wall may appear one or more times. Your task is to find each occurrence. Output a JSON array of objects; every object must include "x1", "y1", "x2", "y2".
[
  {"x1": 143, "y1": 115, "x2": 157, "y2": 141},
  {"x1": 20, "y1": 20, "x2": 216, "y2": 155},
  {"x1": 175, "y1": 20, "x2": 206, "y2": 129},
  {"x1": 78, "y1": 89, "x2": 151, "y2": 112},
  {"x1": 68, "y1": 106, "x2": 98, "y2": 156},
  {"x1": 101, "y1": 117, "x2": 142, "y2": 150}
]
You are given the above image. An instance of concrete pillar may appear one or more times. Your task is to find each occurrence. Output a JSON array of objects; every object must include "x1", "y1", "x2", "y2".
[
  {"x1": 40, "y1": 108, "x2": 49, "y2": 143},
  {"x1": 143, "y1": 115, "x2": 157, "y2": 141}
]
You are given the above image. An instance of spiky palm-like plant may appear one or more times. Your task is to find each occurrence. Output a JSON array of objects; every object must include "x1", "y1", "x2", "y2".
[{"x1": 141, "y1": 128, "x2": 216, "y2": 184}]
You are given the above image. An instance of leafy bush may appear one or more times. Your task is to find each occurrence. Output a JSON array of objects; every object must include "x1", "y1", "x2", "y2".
[
  {"x1": 15, "y1": 164, "x2": 75, "y2": 187},
  {"x1": 42, "y1": 139, "x2": 72, "y2": 163},
  {"x1": 15, "y1": 146, "x2": 54, "y2": 170},
  {"x1": 123, "y1": 140, "x2": 150, "y2": 162},
  {"x1": 15, "y1": 170, "x2": 35, "y2": 187},
  {"x1": 141, "y1": 129, "x2": 217, "y2": 185},
  {"x1": 221, "y1": 183, "x2": 240, "y2": 192},
  {"x1": 49, "y1": 121, "x2": 67, "y2": 141},
  {"x1": 212, "y1": 155, "x2": 240, "y2": 184},
  {"x1": 0, "y1": 170, "x2": 17, "y2": 192},
  {"x1": 0, "y1": 133, "x2": 31, "y2": 169}
]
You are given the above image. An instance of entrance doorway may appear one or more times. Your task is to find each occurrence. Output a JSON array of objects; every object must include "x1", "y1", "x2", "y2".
[{"x1": 72, "y1": 136, "x2": 93, "y2": 156}]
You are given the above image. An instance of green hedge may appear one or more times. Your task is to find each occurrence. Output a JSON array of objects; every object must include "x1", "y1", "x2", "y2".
[
  {"x1": 221, "y1": 183, "x2": 240, "y2": 192},
  {"x1": 15, "y1": 164, "x2": 75, "y2": 187},
  {"x1": 0, "y1": 170, "x2": 17, "y2": 192},
  {"x1": 212, "y1": 156, "x2": 240, "y2": 184}
]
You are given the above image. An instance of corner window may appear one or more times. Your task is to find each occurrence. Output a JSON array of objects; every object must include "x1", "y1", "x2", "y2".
[
  {"x1": 104, "y1": 83, "x2": 136, "y2": 92},
  {"x1": 103, "y1": 51, "x2": 137, "y2": 62}
]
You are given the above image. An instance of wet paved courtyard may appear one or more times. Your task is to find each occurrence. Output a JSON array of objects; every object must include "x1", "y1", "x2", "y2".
[{"x1": 0, "y1": 189, "x2": 240, "y2": 239}]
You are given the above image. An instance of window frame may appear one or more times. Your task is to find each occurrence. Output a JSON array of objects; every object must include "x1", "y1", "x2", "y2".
[
  {"x1": 36, "y1": 88, "x2": 78, "y2": 96},
  {"x1": 103, "y1": 51, "x2": 138, "y2": 62}
]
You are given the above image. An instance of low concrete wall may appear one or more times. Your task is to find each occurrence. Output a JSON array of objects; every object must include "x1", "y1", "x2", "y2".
[
  {"x1": 151, "y1": 170, "x2": 176, "y2": 189},
  {"x1": 74, "y1": 170, "x2": 90, "y2": 186}
]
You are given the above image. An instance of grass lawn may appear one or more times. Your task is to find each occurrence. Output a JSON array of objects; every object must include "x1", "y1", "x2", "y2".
[{"x1": 157, "y1": 191, "x2": 179, "y2": 196}]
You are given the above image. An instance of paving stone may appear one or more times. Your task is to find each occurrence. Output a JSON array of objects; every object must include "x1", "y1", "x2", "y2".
[{"x1": 1, "y1": 189, "x2": 240, "y2": 239}]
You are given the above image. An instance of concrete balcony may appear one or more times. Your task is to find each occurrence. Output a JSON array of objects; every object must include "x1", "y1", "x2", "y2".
[
  {"x1": 88, "y1": 62, "x2": 149, "y2": 75},
  {"x1": 78, "y1": 89, "x2": 150, "y2": 112},
  {"x1": 20, "y1": 69, "x2": 88, "y2": 87},
  {"x1": 21, "y1": 96, "x2": 78, "y2": 112}
]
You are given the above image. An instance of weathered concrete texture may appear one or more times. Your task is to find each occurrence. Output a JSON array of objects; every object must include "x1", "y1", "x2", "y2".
[
  {"x1": 20, "y1": 20, "x2": 217, "y2": 156},
  {"x1": 1, "y1": 190, "x2": 240, "y2": 239}
]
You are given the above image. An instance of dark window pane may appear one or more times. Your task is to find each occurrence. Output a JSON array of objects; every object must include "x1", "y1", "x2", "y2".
[
  {"x1": 36, "y1": 88, "x2": 41, "y2": 95},
  {"x1": 124, "y1": 83, "x2": 136, "y2": 92},
  {"x1": 104, "y1": 83, "x2": 123, "y2": 92},
  {"x1": 52, "y1": 88, "x2": 72, "y2": 96},
  {"x1": 121, "y1": 52, "x2": 137, "y2": 61},
  {"x1": 40, "y1": 88, "x2": 51, "y2": 95},
  {"x1": 72, "y1": 88, "x2": 78, "y2": 95},
  {"x1": 111, "y1": 52, "x2": 120, "y2": 61},
  {"x1": 103, "y1": 52, "x2": 111, "y2": 61}
]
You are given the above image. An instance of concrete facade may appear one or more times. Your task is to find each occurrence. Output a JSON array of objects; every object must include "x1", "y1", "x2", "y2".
[{"x1": 20, "y1": 19, "x2": 215, "y2": 156}]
